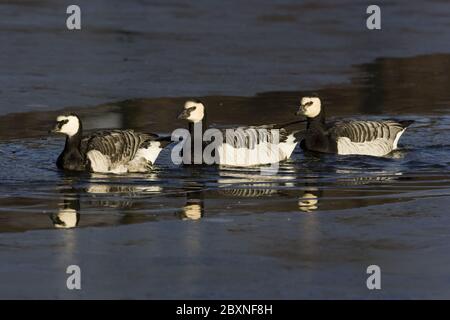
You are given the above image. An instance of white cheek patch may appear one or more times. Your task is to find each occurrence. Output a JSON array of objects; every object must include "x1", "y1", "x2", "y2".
[
  {"x1": 304, "y1": 104, "x2": 321, "y2": 118},
  {"x1": 187, "y1": 107, "x2": 204, "y2": 122},
  {"x1": 300, "y1": 97, "x2": 322, "y2": 118},
  {"x1": 57, "y1": 116, "x2": 80, "y2": 136}
]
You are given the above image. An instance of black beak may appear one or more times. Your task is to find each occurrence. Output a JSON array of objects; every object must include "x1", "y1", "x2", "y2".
[
  {"x1": 295, "y1": 107, "x2": 304, "y2": 116},
  {"x1": 177, "y1": 109, "x2": 191, "y2": 120},
  {"x1": 49, "y1": 125, "x2": 59, "y2": 134}
]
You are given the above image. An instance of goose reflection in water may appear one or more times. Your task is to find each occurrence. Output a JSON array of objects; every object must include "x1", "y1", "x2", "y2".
[
  {"x1": 296, "y1": 170, "x2": 404, "y2": 213},
  {"x1": 298, "y1": 188, "x2": 320, "y2": 213},
  {"x1": 50, "y1": 195, "x2": 80, "y2": 229},
  {"x1": 335, "y1": 169, "x2": 402, "y2": 185},
  {"x1": 50, "y1": 171, "x2": 166, "y2": 228},
  {"x1": 86, "y1": 183, "x2": 162, "y2": 209},
  {"x1": 85, "y1": 172, "x2": 162, "y2": 208},
  {"x1": 178, "y1": 185, "x2": 204, "y2": 221},
  {"x1": 87, "y1": 173, "x2": 161, "y2": 193},
  {"x1": 218, "y1": 185, "x2": 280, "y2": 197},
  {"x1": 217, "y1": 166, "x2": 296, "y2": 198},
  {"x1": 180, "y1": 199, "x2": 204, "y2": 220}
]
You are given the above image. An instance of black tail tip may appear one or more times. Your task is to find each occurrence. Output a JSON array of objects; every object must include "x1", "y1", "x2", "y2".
[
  {"x1": 399, "y1": 120, "x2": 414, "y2": 128},
  {"x1": 156, "y1": 135, "x2": 173, "y2": 147}
]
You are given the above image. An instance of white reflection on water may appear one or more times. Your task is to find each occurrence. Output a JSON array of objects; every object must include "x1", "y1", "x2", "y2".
[
  {"x1": 298, "y1": 189, "x2": 319, "y2": 213},
  {"x1": 181, "y1": 203, "x2": 203, "y2": 221},
  {"x1": 217, "y1": 164, "x2": 296, "y2": 197},
  {"x1": 51, "y1": 208, "x2": 79, "y2": 229}
]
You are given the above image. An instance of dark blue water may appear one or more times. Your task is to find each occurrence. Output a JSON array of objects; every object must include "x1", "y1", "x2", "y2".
[{"x1": 0, "y1": 109, "x2": 448, "y2": 231}]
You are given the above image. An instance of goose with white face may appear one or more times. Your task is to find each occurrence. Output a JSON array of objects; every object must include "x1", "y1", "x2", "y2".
[
  {"x1": 176, "y1": 99, "x2": 303, "y2": 166},
  {"x1": 296, "y1": 95, "x2": 413, "y2": 156},
  {"x1": 51, "y1": 115, "x2": 80, "y2": 137},
  {"x1": 177, "y1": 100, "x2": 205, "y2": 123},
  {"x1": 51, "y1": 113, "x2": 171, "y2": 173},
  {"x1": 296, "y1": 97, "x2": 322, "y2": 118}
]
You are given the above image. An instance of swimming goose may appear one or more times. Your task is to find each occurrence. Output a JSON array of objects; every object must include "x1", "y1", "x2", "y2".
[
  {"x1": 51, "y1": 114, "x2": 171, "y2": 173},
  {"x1": 176, "y1": 100, "x2": 305, "y2": 166},
  {"x1": 296, "y1": 97, "x2": 413, "y2": 157}
]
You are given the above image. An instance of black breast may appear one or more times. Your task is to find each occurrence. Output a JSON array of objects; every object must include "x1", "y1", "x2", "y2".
[
  {"x1": 303, "y1": 127, "x2": 337, "y2": 153},
  {"x1": 57, "y1": 149, "x2": 86, "y2": 171}
]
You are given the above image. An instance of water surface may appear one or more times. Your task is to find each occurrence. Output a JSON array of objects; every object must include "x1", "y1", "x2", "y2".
[{"x1": 1, "y1": 0, "x2": 450, "y2": 299}]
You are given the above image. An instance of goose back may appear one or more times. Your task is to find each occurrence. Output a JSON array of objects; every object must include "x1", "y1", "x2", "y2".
[
  {"x1": 329, "y1": 120, "x2": 406, "y2": 143},
  {"x1": 328, "y1": 120, "x2": 411, "y2": 156},
  {"x1": 217, "y1": 125, "x2": 298, "y2": 166},
  {"x1": 81, "y1": 130, "x2": 161, "y2": 173}
]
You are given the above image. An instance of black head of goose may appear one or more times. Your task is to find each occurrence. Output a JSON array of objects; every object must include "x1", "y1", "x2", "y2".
[
  {"x1": 50, "y1": 113, "x2": 172, "y2": 173},
  {"x1": 295, "y1": 96, "x2": 413, "y2": 156},
  {"x1": 176, "y1": 100, "x2": 305, "y2": 166}
]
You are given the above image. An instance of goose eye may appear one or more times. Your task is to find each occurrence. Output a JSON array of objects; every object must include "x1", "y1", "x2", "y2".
[
  {"x1": 186, "y1": 106, "x2": 197, "y2": 113},
  {"x1": 57, "y1": 119, "x2": 69, "y2": 128}
]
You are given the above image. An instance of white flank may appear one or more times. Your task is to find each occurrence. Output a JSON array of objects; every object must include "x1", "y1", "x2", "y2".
[
  {"x1": 279, "y1": 134, "x2": 298, "y2": 160},
  {"x1": 337, "y1": 137, "x2": 394, "y2": 157},
  {"x1": 136, "y1": 141, "x2": 162, "y2": 164},
  {"x1": 87, "y1": 142, "x2": 162, "y2": 174},
  {"x1": 110, "y1": 165, "x2": 129, "y2": 174},
  {"x1": 126, "y1": 142, "x2": 162, "y2": 173},
  {"x1": 392, "y1": 128, "x2": 406, "y2": 150},
  {"x1": 87, "y1": 150, "x2": 112, "y2": 173},
  {"x1": 218, "y1": 139, "x2": 297, "y2": 167}
]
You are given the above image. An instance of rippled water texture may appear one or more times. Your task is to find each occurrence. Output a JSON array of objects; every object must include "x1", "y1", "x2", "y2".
[
  {"x1": 1, "y1": 0, "x2": 450, "y2": 299},
  {"x1": 0, "y1": 54, "x2": 449, "y2": 232}
]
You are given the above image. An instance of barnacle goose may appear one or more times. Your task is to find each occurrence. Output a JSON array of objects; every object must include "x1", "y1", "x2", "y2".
[
  {"x1": 296, "y1": 97, "x2": 413, "y2": 157},
  {"x1": 176, "y1": 100, "x2": 305, "y2": 166},
  {"x1": 51, "y1": 114, "x2": 171, "y2": 173}
]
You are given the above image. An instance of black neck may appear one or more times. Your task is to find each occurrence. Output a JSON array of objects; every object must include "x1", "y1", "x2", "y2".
[
  {"x1": 188, "y1": 112, "x2": 207, "y2": 134},
  {"x1": 56, "y1": 121, "x2": 86, "y2": 171},
  {"x1": 306, "y1": 109, "x2": 326, "y2": 129},
  {"x1": 188, "y1": 121, "x2": 198, "y2": 137},
  {"x1": 186, "y1": 113, "x2": 207, "y2": 165},
  {"x1": 63, "y1": 127, "x2": 83, "y2": 153}
]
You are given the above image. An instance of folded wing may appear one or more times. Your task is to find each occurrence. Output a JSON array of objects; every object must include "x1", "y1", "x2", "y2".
[
  {"x1": 81, "y1": 130, "x2": 158, "y2": 165},
  {"x1": 329, "y1": 120, "x2": 406, "y2": 143}
]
